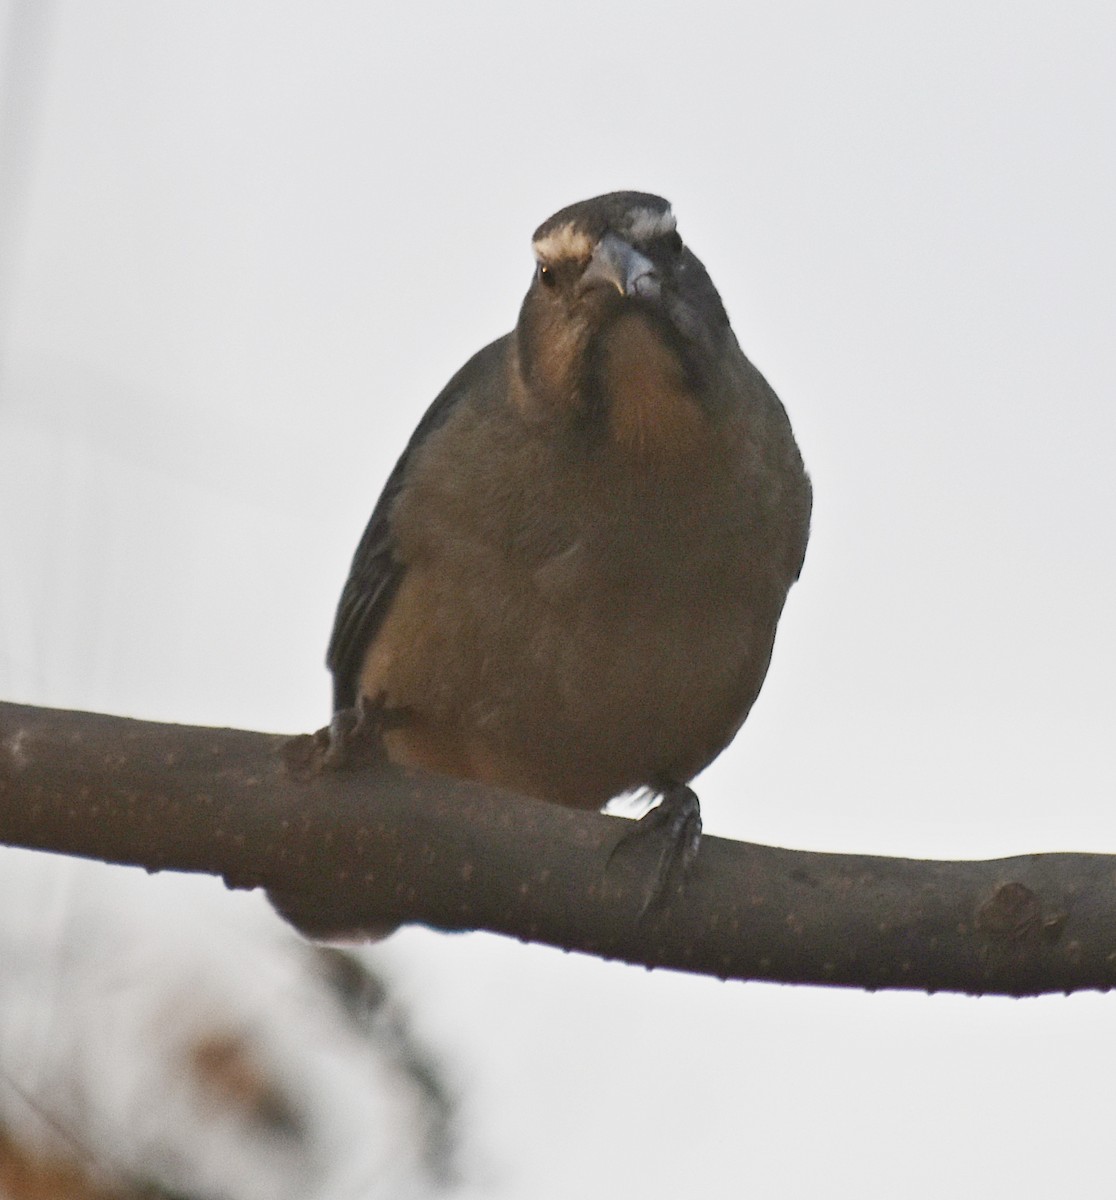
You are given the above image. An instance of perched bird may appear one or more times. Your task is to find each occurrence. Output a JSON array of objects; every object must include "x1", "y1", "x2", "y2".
[{"x1": 328, "y1": 191, "x2": 810, "y2": 857}]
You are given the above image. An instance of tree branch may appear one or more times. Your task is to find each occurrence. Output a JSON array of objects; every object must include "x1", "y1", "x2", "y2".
[{"x1": 1, "y1": 699, "x2": 1112, "y2": 997}]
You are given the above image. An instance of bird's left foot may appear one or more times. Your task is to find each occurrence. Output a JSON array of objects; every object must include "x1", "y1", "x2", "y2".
[
  {"x1": 282, "y1": 694, "x2": 407, "y2": 778},
  {"x1": 607, "y1": 783, "x2": 702, "y2": 916}
]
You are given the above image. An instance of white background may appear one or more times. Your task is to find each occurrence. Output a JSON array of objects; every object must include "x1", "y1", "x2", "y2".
[{"x1": 1, "y1": 2, "x2": 1114, "y2": 1195}]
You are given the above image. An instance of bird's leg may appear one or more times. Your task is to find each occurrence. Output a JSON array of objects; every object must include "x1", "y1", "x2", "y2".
[{"x1": 607, "y1": 781, "x2": 703, "y2": 916}]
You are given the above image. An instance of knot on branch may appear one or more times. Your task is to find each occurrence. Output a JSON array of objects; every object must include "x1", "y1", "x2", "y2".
[{"x1": 976, "y1": 882, "x2": 1067, "y2": 944}]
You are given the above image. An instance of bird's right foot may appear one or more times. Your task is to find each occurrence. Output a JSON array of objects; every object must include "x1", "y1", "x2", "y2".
[{"x1": 606, "y1": 782, "x2": 703, "y2": 917}]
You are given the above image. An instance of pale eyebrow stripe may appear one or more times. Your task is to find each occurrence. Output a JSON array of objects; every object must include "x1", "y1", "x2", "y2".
[
  {"x1": 623, "y1": 206, "x2": 677, "y2": 241},
  {"x1": 532, "y1": 223, "x2": 594, "y2": 263}
]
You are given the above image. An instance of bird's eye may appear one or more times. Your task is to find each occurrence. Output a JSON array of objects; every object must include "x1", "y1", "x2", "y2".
[
  {"x1": 537, "y1": 263, "x2": 557, "y2": 288},
  {"x1": 666, "y1": 231, "x2": 683, "y2": 255}
]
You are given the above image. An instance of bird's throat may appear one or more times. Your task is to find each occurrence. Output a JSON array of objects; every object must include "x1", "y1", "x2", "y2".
[{"x1": 598, "y1": 312, "x2": 706, "y2": 464}]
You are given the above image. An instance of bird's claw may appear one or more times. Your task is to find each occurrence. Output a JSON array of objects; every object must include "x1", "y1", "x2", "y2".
[
  {"x1": 607, "y1": 784, "x2": 702, "y2": 917},
  {"x1": 282, "y1": 694, "x2": 406, "y2": 778}
]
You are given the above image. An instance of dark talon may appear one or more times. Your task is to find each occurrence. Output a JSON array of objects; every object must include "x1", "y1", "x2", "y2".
[
  {"x1": 607, "y1": 783, "x2": 703, "y2": 916},
  {"x1": 321, "y1": 706, "x2": 361, "y2": 769}
]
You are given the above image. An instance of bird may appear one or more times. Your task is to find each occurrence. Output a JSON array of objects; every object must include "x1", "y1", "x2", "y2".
[{"x1": 327, "y1": 191, "x2": 811, "y2": 872}]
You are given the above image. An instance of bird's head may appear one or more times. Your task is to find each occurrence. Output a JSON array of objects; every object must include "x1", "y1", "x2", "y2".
[{"x1": 514, "y1": 192, "x2": 733, "y2": 432}]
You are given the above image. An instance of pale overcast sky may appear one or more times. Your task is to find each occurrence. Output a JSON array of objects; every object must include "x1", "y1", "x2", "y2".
[{"x1": 1, "y1": 3, "x2": 1114, "y2": 1196}]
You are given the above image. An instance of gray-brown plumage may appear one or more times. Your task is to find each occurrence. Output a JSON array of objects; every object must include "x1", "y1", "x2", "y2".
[{"x1": 328, "y1": 191, "x2": 810, "y2": 821}]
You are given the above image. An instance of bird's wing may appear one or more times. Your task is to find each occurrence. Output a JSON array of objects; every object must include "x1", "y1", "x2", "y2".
[{"x1": 326, "y1": 335, "x2": 511, "y2": 711}]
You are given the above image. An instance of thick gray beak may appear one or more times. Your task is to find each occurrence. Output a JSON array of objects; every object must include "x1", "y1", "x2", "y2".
[{"x1": 579, "y1": 232, "x2": 660, "y2": 299}]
